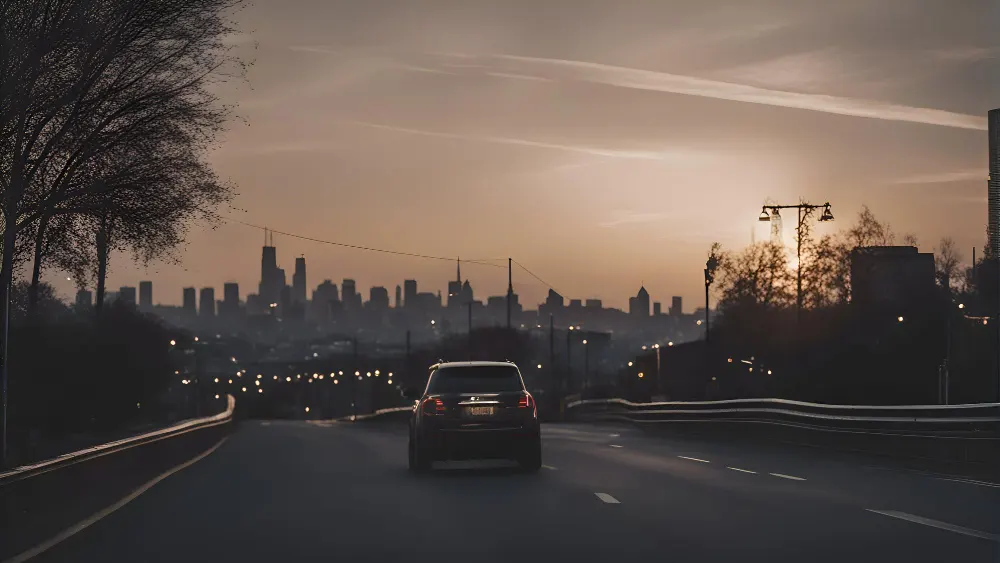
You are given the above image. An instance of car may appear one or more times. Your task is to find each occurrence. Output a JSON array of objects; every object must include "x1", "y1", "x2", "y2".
[{"x1": 405, "y1": 361, "x2": 541, "y2": 473}]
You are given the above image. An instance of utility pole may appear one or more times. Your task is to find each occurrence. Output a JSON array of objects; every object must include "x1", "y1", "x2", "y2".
[
  {"x1": 351, "y1": 337, "x2": 358, "y2": 422},
  {"x1": 506, "y1": 257, "x2": 513, "y2": 330},
  {"x1": 566, "y1": 329, "x2": 573, "y2": 392},
  {"x1": 467, "y1": 301, "x2": 473, "y2": 360},
  {"x1": 549, "y1": 314, "x2": 555, "y2": 392}
]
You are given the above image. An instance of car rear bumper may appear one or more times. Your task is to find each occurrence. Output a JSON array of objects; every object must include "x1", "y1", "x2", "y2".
[{"x1": 419, "y1": 424, "x2": 539, "y2": 461}]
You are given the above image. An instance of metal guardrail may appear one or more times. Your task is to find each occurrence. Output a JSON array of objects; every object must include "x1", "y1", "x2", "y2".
[
  {"x1": 565, "y1": 397, "x2": 1000, "y2": 434},
  {"x1": 0, "y1": 394, "x2": 236, "y2": 483}
]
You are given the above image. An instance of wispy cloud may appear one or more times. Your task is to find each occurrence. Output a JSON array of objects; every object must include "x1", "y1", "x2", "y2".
[
  {"x1": 932, "y1": 47, "x2": 996, "y2": 63},
  {"x1": 485, "y1": 72, "x2": 554, "y2": 83},
  {"x1": 345, "y1": 121, "x2": 676, "y2": 160},
  {"x1": 891, "y1": 170, "x2": 984, "y2": 184},
  {"x1": 600, "y1": 211, "x2": 672, "y2": 228},
  {"x1": 486, "y1": 54, "x2": 986, "y2": 130}
]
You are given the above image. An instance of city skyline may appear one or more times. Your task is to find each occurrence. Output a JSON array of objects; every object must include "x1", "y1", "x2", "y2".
[{"x1": 37, "y1": 0, "x2": 999, "y2": 310}]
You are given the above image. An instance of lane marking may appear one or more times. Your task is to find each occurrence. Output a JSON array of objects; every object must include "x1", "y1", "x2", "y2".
[
  {"x1": 609, "y1": 444, "x2": 624, "y2": 448},
  {"x1": 609, "y1": 433, "x2": 620, "y2": 437},
  {"x1": 727, "y1": 467, "x2": 756, "y2": 474},
  {"x1": 2, "y1": 437, "x2": 229, "y2": 563},
  {"x1": 935, "y1": 477, "x2": 1000, "y2": 489},
  {"x1": 594, "y1": 493, "x2": 620, "y2": 504},
  {"x1": 542, "y1": 464, "x2": 558, "y2": 470},
  {"x1": 260, "y1": 421, "x2": 271, "y2": 426},
  {"x1": 866, "y1": 509, "x2": 999, "y2": 542},
  {"x1": 770, "y1": 473, "x2": 806, "y2": 481},
  {"x1": 677, "y1": 456, "x2": 710, "y2": 463}
]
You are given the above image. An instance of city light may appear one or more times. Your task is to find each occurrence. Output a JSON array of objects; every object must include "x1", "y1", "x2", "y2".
[
  {"x1": 169, "y1": 339, "x2": 176, "y2": 346},
  {"x1": 241, "y1": 387, "x2": 247, "y2": 392},
  {"x1": 387, "y1": 379, "x2": 392, "y2": 384},
  {"x1": 582, "y1": 339, "x2": 588, "y2": 345},
  {"x1": 257, "y1": 374, "x2": 262, "y2": 379},
  {"x1": 375, "y1": 370, "x2": 380, "y2": 376},
  {"x1": 767, "y1": 370, "x2": 773, "y2": 375},
  {"x1": 228, "y1": 379, "x2": 232, "y2": 384},
  {"x1": 430, "y1": 320, "x2": 436, "y2": 325},
  {"x1": 214, "y1": 377, "x2": 219, "y2": 383},
  {"x1": 958, "y1": 303, "x2": 965, "y2": 309},
  {"x1": 696, "y1": 320, "x2": 702, "y2": 326},
  {"x1": 258, "y1": 388, "x2": 262, "y2": 393},
  {"x1": 897, "y1": 316, "x2": 904, "y2": 322},
  {"x1": 231, "y1": 357, "x2": 236, "y2": 362},
  {"x1": 194, "y1": 336, "x2": 199, "y2": 342},
  {"x1": 273, "y1": 375, "x2": 278, "y2": 380},
  {"x1": 181, "y1": 379, "x2": 189, "y2": 385},
  {"x1": 339, "y1": 371, "x2": 344, "y2": 376},
  {"x1": 628, "y1": 361, "x2": 633, "y2": 367},
  {"x1": 255, "y1": 380, "x2": 260, "y2": 386},
  {"x1": 366, "y1": 372, "x2": 371, "y2": 377},
  {"x1": 641, "y1": 345, "x2": 647, "y2": 350},
  {"x1": 215, "y1": 394, "x2": 220, "y2": 399},
  {"x1": 305, "y1": 407, "x2": 310, "y2": 413},
  {"x1": 355, "y1": 371, "x2": 360, "y2": 376},
  {"x1": 568, "y1": 326, "x2": 574, "y2": 331},
  {"x1": 727, "y1": 358, "x2": 732, "y2": 363},
  {"x1": 652, "y1": 343, "x2": 659, "y2": 349},
  {"x1": 984, "y1": 319, "x2": 990, "y2": 325},
  {"x1": 388, "y1": 372, "x2": 393, "y2": 377},
  {"x1": 537, "y1": 363, "x2": 542, "y2": 369},
  {"x1": 334, "y1": 379, "x2": 339, "y2": 384},
  {"x1": 286, "y1": 376, "x2": 291, "y2": 382},
  {"x1": 638, "y1": 372, "x2": 644, "y2": 378},
  {"x1": 668, "y1": 342, "x2": 674, "y2": 347}
]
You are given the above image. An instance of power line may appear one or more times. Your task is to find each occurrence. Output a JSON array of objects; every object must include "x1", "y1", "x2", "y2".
[
  {"x1": 208, "y1": 212, "x2": 506, "y2": 269},
  {"x1": 512, "y1": 259, "x2": 560, "y2": 295}
]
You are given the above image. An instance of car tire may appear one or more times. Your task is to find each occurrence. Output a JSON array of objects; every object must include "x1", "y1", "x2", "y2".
[
  {"x1": 518, "y1": 435, "x2": 542, "y2": 473},
  {"x1": 408, "y1": 435, "x2": 431, "y2": 473}
]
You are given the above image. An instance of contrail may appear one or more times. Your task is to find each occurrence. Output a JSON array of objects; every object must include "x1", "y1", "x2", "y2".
[
  {"x1": 490, "y1": 54, "x2": 986, "y2": 131},
  {"x1": 346, "y1": 121, "x2": 673, "y2": 160}
]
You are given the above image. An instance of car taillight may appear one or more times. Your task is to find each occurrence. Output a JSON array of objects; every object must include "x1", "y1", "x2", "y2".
[
  {"x1": 422, "y1": 397, "x2": 445, "y2": 414},
  {"x1": 518, "y1": 393, "x2": 535, "y2": 409}
]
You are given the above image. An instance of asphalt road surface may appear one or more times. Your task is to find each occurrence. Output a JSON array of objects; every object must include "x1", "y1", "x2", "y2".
[{"x1": 21, "y1": 421, "x2": 1000, "y2": 563}]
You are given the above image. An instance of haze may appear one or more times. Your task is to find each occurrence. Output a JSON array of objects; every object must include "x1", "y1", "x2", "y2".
[{"x1": 47, "y1": 0, "x2": 999, "y2": 310}]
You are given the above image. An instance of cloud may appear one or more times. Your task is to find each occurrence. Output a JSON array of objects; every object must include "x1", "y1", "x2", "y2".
[
  {"x1": 932, "y1": 47, "x2": 996, "y2": 63},
  {"x1": 600, "y1": 211, "x2": 672, "y2": 228},
  {"x1": 485, "y1": 72, "x2": 554, "y2": 83},
  {"x1": 890, "y1": 170, "x2": 985, "y2": 184},
  {"x1": 484, "y1": 54, "x2": 986, "y2": 130},
  {"x1": 345, "y1": 121, "x2": 678, "y2": 160}
]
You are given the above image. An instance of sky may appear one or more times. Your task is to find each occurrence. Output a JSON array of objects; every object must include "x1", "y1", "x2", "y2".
[{"x1": 46, "y1": 0, "x2": 1000, "y2": 311}]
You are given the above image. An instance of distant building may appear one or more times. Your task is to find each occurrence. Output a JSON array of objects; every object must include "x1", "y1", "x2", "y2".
[
  {"x1": 183, "y1": 287, "x2": 197, "y2": 315},
  {"x1": 292, "y1": 256, "x2": 307, "y2": 305},
  {"x1": 395, "y1": 285, "x2": 402, "y2": 308},
  {"x1": 221, "y1": 283, "x2": 240, "y2": 318},
  {"x1": 199, "y1": 287, "x2": 216, "y2": 317},
  {"x1": 653, "y1": 302, "x2": 661, "y2": 316},
  {"x1": 989, "y1": 109, "x2": 1000, "y2": 256},
  {"x1": 259, "y1": 234, "x2": 281, "y2": 306},
  {"x1": 312, "y1": 280, "x2": 340, "y2": 321},
  {"x1": 75, "y1": 289, "x2": 93, "y2": 308},
  {"x1": 850, "y1": 246, "x2": 935, "y2": 313},
  {"x1": 118, "y1": 286, "x2": 137, "y2": 307},
  {"x1": 670, "y1": 296, "x2": 682, "y2": 316},
  {"x1": 538, "y1": 288, "x2": 565, "y2": 319},
  {"x1": 368, "y1": 286, "x2": 390, "y2": 311},
  {"x1": 585, "y1": 299, "x2": 602, "y2": 309},
  {"x1": 628, "y1": 286, "x2": 650, "y2": 317},
  {"x1": 139, "y1": 281, "x2": 152, "y2": 311},
  {"x1": 404, "y1": 279, "x2": 417, "y2": 307},
  {"x1": 568, "y1": 299, "x2": 583, "y2": 309},
  {"x1": 342, "y1": 279, "x2": 361, "y2": 311}
]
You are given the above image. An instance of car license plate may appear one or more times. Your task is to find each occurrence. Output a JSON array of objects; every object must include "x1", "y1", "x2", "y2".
[{"x1": 465, "y1": 406, "x2": 495, "y2": 416}]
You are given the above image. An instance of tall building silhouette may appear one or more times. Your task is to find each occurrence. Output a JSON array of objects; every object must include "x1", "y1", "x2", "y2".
[
  {"x1": 629, "y1": 286, "x2": 650, "y2": 317},
  {"x1": 342, "y1": 279, "x2": 360, "y2": 311},
  {"x1": 369, "y1": 286, "x2": 390, "y2": 311},
  {"x1": 139, "y1": 281, "x2": 152, "y2": 311},
  {"x1": 199, "y1": 287, "x2": 216, "y2": 317},
  {"x1": 653, "y1": 302, "x2": 662, "y2": 316},
  {"x1": 292, "y1": 256, "x2": 306, "y2": 304},
  {"x1": 404, "y1": 279, "x2": 417, "y2": 307},
  {"x1": 118, "y1": 286, "x2": 137, "y2": 307},
  {"x1": 221, "y1": 283, "x2": 240, "y2": 318},
  {"x1": 259, "y1": 228, "x2": 281, "y2": 306},
  {"x1": 395, "y1": 285, "x2": 402, "y2": 308},
  {"x1": 76, "y1": 289, "x2": 93, "y2": 308},
  {"x1": 990, "y1": 109, "x2": 1000, "y2": 256},
  {"x1": 448, "y1": 258, "x2": 462, "y2": 308},
  {"x1": 312, "y1": 280, "x2": 340, "y2": 321},
  {"x1": 183, "y1": 287, "x2": 197, "y2": 315},
  {"x1": 670, "y1": 296, "x2": 683, "y2": 316}
]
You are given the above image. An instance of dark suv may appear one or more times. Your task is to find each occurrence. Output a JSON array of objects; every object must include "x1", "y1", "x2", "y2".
[{"x1": 406, "y1": 361, "x2": 541, "y2": 472}]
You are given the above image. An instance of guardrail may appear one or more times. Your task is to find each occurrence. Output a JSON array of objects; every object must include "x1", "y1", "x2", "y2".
[
  {"x1": 1, "y1": 395, "x2": 236, "y2": 562},
  {"x1": 565, "y1": 397, "x2": 1000, "y2": 468}
]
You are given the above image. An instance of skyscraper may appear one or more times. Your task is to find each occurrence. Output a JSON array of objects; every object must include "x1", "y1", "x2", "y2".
[
  {"x1": 368, "y1": 286, "x2": 390, "y2": 310},
  {"x1": 989, "y1": 109, "x2": 1000, "y2": 257},
  {"x1": 118, "y1": 286, "x2": 137, "y2": 307},
  {"x1": 629, "y1": 286, "x2": 650, "y2": 317},
  {"x1": 404, "y1": 279, "x2": 417, "y2": 307},
  {"x1": 199, "y1": 287, "x2": 216, "y2": 317},
  {"x1": 259, "y1": 228, "x2": 280, "y2": 306},
  {"x1": 395, "y1": 285, "x2": 402, "y2": 308},
  {"x1": 448, "y1": 258, "x2": 462, "y2": 308},
  {"x1": 292, "y1": 256, "x2": 307, "y2": 304},
  {"x1": 342, "y1": 279, "x2": 358, "y2": 311},
  {"x1": 670, "y1": 296, "x2": 683, "y2": 316},
  {"x1": 222, "y1": 283, "x2": 240, "y2": 318},
  {"x1": 139, "y1": 281, "x2": 152, "y2": 311},
  {"x1": 183, "y1": 287, "x2": 197, "y2": 315}
]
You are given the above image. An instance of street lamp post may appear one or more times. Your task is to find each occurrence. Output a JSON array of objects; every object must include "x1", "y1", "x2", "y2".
[
  {"x1": 582, "y1": 339, "x2": 589, "y2": 388},
  {"x1": 758, "y1": 202, "x2": 834, "y2": 325}
]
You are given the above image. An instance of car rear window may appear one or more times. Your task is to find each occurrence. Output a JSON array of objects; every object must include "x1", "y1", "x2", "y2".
[{"x1": 426, "y1": 366, "x2": 524, "y2": 394}]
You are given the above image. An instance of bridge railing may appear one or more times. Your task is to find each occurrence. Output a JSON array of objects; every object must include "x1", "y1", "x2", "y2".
[{"x1": 0, "y1": 395, "x2": 236, "y2": 562}]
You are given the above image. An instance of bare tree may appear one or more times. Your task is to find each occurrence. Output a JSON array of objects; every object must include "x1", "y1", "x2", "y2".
[
  {"x1": 935, "y1": 237, "x2": 962, "y2": 291},
  {"x1": 846, "y1": 205, "x2": 895, "y2": 248},
  {"x1": 716, "y1": 242, "x2": 795, "y2": 311},
  {"x1": 901, "y1": 233, "x2": 919, "y2": 247}
]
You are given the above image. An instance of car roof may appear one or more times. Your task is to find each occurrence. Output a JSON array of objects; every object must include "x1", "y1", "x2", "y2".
[{"x1": 431, "y1": 361, "x2": 518, "y2": 370}]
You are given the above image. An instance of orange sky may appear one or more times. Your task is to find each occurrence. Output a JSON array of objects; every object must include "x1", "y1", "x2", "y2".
[{"x1": 43, "y1": 0, "x2": 999, "y2": 311}]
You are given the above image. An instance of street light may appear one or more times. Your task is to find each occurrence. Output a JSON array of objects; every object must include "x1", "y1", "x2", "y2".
[{"x1": 898, "y1": 316, "x2": 904, "y2": 322}]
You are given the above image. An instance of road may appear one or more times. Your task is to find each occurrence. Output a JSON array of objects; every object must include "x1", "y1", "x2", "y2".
[{"x1": 23, "y1": 420, "x2": 1000, "y2": 563}]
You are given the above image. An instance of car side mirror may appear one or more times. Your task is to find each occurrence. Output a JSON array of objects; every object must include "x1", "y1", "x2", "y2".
[{"x1": 402, "y1": 388, "x2": 421, "y2": 400}]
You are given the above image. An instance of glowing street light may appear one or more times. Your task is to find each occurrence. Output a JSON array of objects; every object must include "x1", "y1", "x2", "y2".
[
  {"x1": 169, "y1": 339, "x2": 176, "y2": 346},
  {"x1": 537, "y1": 364, "x2": 543, "y2": 369},
  {"x1": 958, "y1": 303, "x2": 965, "y2": 309},
  {"x1": 897, "y1": 316, "x2": 904, "y2": 322},
  {"x1": 628, "y1": 361, "x2": 633, "y2": 367},
  {"x1": 668, "y1": 342, "x2": 674, "y2": 347}
]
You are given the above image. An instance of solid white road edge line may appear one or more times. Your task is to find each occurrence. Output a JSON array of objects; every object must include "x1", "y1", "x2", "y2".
[
  {"x1": 594, "y1": 493, "x2": 620, "y2": 504},
  {"x1": 2, "y1": 437, "x2": 229, "y2": 563},
  {"x1": 770, "y1": 472, "x2": 806, "y2": 481},
  {"x1": 935, "y1": 477, "x2": 1000, "y2": 489},
  {"x1": 609, "y1": 444, "x2": 624, "y2": 448},
  {"x1": 542, "y1": 465, "x2": 558, "y2": 470},
  {"x1": 677, "y1": 456, "x2": 710, "y2": 463},
  {"x1": 727, "y1": 467, "x2": 756, "y2": 474},
  {"x1": 866, "y1": 509, "x2": 999, "y2": 542}
]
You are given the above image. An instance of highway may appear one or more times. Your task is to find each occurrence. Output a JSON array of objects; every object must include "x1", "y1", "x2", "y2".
[{"x1": 24, "y1": 420, "x2": 1000, "y2": 563}]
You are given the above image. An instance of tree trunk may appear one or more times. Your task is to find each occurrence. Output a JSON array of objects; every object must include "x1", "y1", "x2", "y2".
[
  {"x1": 0, "y1": 207, "x2": 17, "y2": 467},
  {"x1": 95, "y1": 215, "x2": 108, "y2": 312},
  {"x1": 27, "y1": 213, "x2": 51, "y2": 315}
]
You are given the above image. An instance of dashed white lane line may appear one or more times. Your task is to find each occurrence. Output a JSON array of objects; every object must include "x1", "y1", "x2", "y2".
[
  {"x1": 260, "y1": 421, "x2": 271, "y2": 426},
  {"x1": 770, "y1": 473, "x2": 806, "y2": 481},
  {"x1": 677, "y1": 456, "x2": 711, "y2": 463},
  {"x1": 866, "y1": 509, "x2": 999, "y2": 542},
  {"x1": 595, "y1": 493, "x2": 621, "y2": 504},
  {"x1": 609, "y1": 433, "x2": 620, "y2": 437},
  {"x1": 542, "y1": 464, "x2": 558, "y2": 470},
  {"x1": 727, "y1": 467, "x2": 756, "y2": 474},
  {"x1": 609, "y1": 444, "x2": 624, "y2": 448}
]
